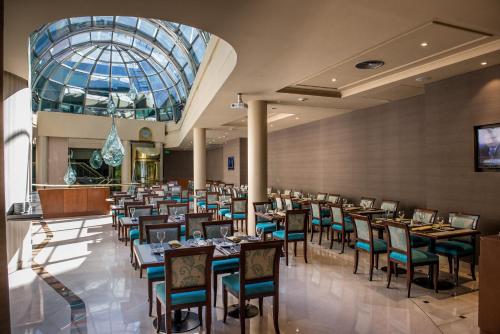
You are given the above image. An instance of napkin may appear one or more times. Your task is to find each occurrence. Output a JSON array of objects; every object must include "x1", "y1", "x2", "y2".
[
  {"x1": 227, "y1": 236, "x2": 241, "y2": 243},
  {"x1": 168, "y1": 240, "x2": 182, "y2": 248},
  {"x1": 411, "y1": 225, "x2": 433, "y2": 231}
]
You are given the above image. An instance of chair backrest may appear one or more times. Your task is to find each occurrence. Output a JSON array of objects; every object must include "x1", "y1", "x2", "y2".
[
  {"x1": 267, "y1": 187, "x2": 272, "y2": 195},
  {"x1": 284, "y1": 197, "x2": 293, "y2": 210},
  {"x1": 293, "y1": 191, "x2": 302, "y2": 198},
  {"x1": 163, "y1": 246, "x2": 214, "y2": 306},
  {"x1": 285, "y1": 209, "x2": 308, "y2": 234},
  {"x1": 239, "y1": 240, "x2": 283, "y2": 292},
  {"x1": 195, "y1": 189, "x2": 207, "y2": 198},
  {"x1": 123, "y1": 200, "x2": 143, "y2": 215},
  {"x1": 385, "y1": 221, "x2": 411, "y2": 264},
  {"x1": 185, "y1": 213, "x2": 212, "y2": 238},
  {"x1": 380, "y1": 200, "x2": 399, "y2": 216},
  {"x1": 167, "y1": 203, "x2": 189, "y2": 216},
  {"x1": 202, "y1": 220, "x2": 234, "y2": 239},
  {"x1": 327, "y1": 194, "x2": 340, "y2": 204},
  {"x1": 157, "y1": 200, "x2": 177, "y2": 214},
  {"x1": 146, "y1": 223, "x2": 181, "y2": 244},
  {"x1": 330, "y1": 204, "x2": 344, "y2": 225},
  {"x1": 114, "y1": 194, "x2": 131, "y2": 204},
  {"x1": 310, "y1": 201, "x2": 321, "y2": 219},
  {"x1": 360, "y1": 197, "x2": 376, "y2": 208},
  {"x1": 449, "y1": 212, "x2": 480, "y2": 243},
  {"x1": 205, "y1": 192, "x2": 219, "y2": 205},
  {"x1": 154, "y1": 190, "x2": 165, "y2": 197},
  {"x1": 181, "y1": 189, "x2": 189, "y2": 200},
  {"x1": 127, "y1": 204, "x2": 152, "y2": 217},
  {"x1": 352, "y1": 214, "x2": 373, "y2": 245},
  {"x1": 139, "y1": 215, "x2": 169, "y2": 243},
  {"x1": 253, "y1": 201, "x2": 272, "y2": 222},
  {"x1": 413, "y1": 208, "x2": 437, "y2": 224},
  {"x1": 231, "y1": 198, "x2": 247, "y2": 214},
  {"x1": 316, "y1": 193, "x2": 327, "y2": 201},
  {"x1": 148, "y1": 195, "x2": 165, "y2": 206},
  {"x1": 171, "y1": 186, "x2": 181, "y2": 196},
  {"x1": 274, "y1": 196, "x2": 284, "y2": 211},
  {"x1": 284, "y1": 189, "x2": 292, "y2": 196}
]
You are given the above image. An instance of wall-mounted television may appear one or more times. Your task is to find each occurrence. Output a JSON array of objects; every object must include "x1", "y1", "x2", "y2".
[
  {"x1": 474, "y1": 123, "x2": 500, "y2": 172},
  {"x1": 227, "y1": 156, "x2": 235, "y2": 170}
]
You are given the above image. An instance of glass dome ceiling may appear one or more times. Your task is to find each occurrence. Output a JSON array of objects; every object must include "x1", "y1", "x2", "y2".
[{"x1": 30, "y1": 16, "x2": 210, "y2": 122}]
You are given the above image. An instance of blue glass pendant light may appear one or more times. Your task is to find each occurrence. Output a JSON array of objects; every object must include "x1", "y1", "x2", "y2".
[
  {"x1": 101, "y1": 97, "x2": 125, "y2": 167},
  {"x1": 89, "y1": 150, "x2": 103, "y2": 169},
  {"x1": 63, "y1": 151, "x2": 77, "y2": 185}
]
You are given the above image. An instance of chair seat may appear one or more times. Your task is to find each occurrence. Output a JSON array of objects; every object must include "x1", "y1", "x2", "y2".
[
  {"x1": 200, "y1": 204, "x2": 218, "y2": 209},
  {"x1": 181, "y1": 198, "x2": 189, "y2": 203},
  {"x1": 218, "y1": 208, "x2": 231, "y2": 216},
  {"x1": 225, "y1": 213, "x2": 246, "y2": 220},
  {"x1": 355, "y1": 239, "x2": 387, "y2": 253},
  {"x1": 256, "y1": 221, "x2": 277, "y2": 233},
  {"x1": 180, "y1": 225, "x2": 186, "y2": 235},
  {"x1": 410, "y1": 235, "x2": 430, "y2": 248},
  {"x1": 117, "y1": 213, "x2": 125, "y2": 218},
  {"x1": 272, "y1": 230, "x2": 304, "y2": 241},
  {"x1": 222, "y1": 273, "x2": 275, "y2": 296},
  {"x1": 147, "y1": 266, "x2": 164, "y2": 279},
  {"x1": 129, "y1": 229, "x2": 139, "y2": 240},
  {"x1": 435, "y1": 240, "x2": 474, "y2": 257},
  {"x1": 389, "y1": 249, "x2": 439, "y2": 264},
  {"x1": 156, "y1": 283, "x2": 206, "y2": 305},
  {"x1": 292, "y1": 203, "x2": 301, "y2": 209},
  {"x1": 331, "y1": 221, "x2": 354, "y2": 233},
  {"x1": 212, "y1": 258, "x2": 240, "y2": 272},
  {"x1": 196, "y1": 201, "x2": 206, "y2": 207},
  {"x1": 312, "y1": 217, "x2": 332, "y2": 226}
]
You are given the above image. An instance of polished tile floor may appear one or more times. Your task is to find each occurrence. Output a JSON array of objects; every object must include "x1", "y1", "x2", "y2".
[{"x1": 9, "y1": 216, "x2": 480, "y2": 333}]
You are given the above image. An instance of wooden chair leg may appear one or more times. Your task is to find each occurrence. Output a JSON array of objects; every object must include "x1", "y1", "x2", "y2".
[
  {"x1": 303, "y1": 240, "x2": 308, "y2": 264},
  {"x1": 213, "y1": 271, "x2": 218, "y2": 307},
  {"x1": 454, "y1": 256, "x2": 460, "y2": 286},
  {"x1": 156, "y1": 298, "x2": 161, "y2": 333},
  {"x1": 166, "y1": 307, "x2": 172, "y2": 334},
  {"x1": 407, "y1": 266, "x2": 414, "y2": 298},
  {"x1": 375, "y1": 254, "x2": 379, "y2": 269},
  {"x1": 310, "y1": 226, "x2": 314, "y2": 242},
  {"x1": 223, "y1": 287, "x2": 228, "y2": 323},
  {"x1": 340, "y1": 232, "x2": 345, "y2": 254},
  {"x1": 329, "y1": 229, "x2": 334, "y2": 249},
  {"x1": 353, "y1": 250, "x2": 359, "y2": 274},
  {"x1": 239, "y1": 299, "x2": 246, "y2": 334},
  {"x1": 198, "y1": 306, "x2": 203, "y2": 327},
  {"x1": 273, "y1": 293, "x2": 280, "y2": 334},
  {"x1": 206, "y1": 304, "x2": 212, "y2": 334},
  {"x1": 285, "y1": 241, "x2": 289, "y2": 266},
  {"x1": 148, "y1": 279, "x2": 153, "y2": 316},
  {"x1": 293, "y1": 241, "x2": 297, "y2": 257},
  {"x1": 471, "y1": 255, "x2": 476, "y2": 280},
  {"x1": 369, "y1": 252, "x2": 374, "y2": 281},
  {"x1": 319, "y1": 226, "x2": 323, "y2": 245},
  {"x1": 448, "y1": 256, "x2": 453, "y2": 274},
  {"x1": 395, "y1": 263, "x2": 399, "y2": 277},
  {"x1": 386, "y1": 261, "x2": 392, "y2": 288},
  {"x1": 434, "y1": 263, "x2": 439, "y2": 293},
  {"x1": 258, "y1": 297, "x2": 263, "y2": 316}
]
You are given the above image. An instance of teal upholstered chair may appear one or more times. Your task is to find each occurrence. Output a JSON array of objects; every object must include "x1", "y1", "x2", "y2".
[
  {"x1": 217, "y1": 195, "x2": 231, "y2": 219},
  {"x1": 352, "y1": 214, "x2": 387, "y2": 281},
  {"x1": 202, "y1": 220, "x2": 239, "y2": 307},
  {"x1": 134, "y1": 214, "x2": 169, "y2": 273},
  {"x1": 148, "y1": 195, "x2": 166, "y2": 207},
  {"x1": 359, "y1": 197, "x2": 376, "y2": 209},
  {"x1": 378, "y1": 200, "x2": 399, "y2": 219},
  {"x1": 273, "y1": 196, "x2": 284, "y2": 211},
  {"x1": 127, "y1": 204, "x2": 153, "y2": 247},
  {"x1": 329, "y1": 204, "x2": 353, "y2": 254},
  {"x1": 327, "y1": 194, "x2": 340, "y2": 204},
  {"x1": 180, "y1": 189, "x2": 190, "y2": 203},
  {"x1": 156, "y1": 200, "x2": 177, "y2": 215},
  {"x1": 167, "y1": 203, "x2": 189, "y2": 236},
  {"x1": 253, "y1": 201, "x2": 276, "y2": 240},
  {"x1": 185, "y1": 212, "x2": 212, "y2": 240},
  {"x1": 310, "y1": 201, "x2": 332, "y2": 245},
  {"x1": 222, "y1": 240, "x2": 283, "y2": 334},
  {"x1": 156, "y1": 245, "x2": 214, "y2": 334},
  {"x1": 316, "y1": 193, "x2": 327, "y2": 201},
  {"x1": 112, "y1": 194, "x2": 132, "y2": 229},
  {"x1": 435, "y1": 212, "x2": 479, "y2": 285},
  {"x1": 410, "y1": 208, "x2": 437, "y2": 248},
  {"x1": 169, "y1": 185, "x2": 182, "y2": 202},
  {"x1": 272, "y1": 209, "x2": 308, "y2": 266},
  {"x1": 200, "y1": 192, "x2": 219, "y2": 218},
  {"x1": 195, "y1": 189, "x2": 208, "y2": 209},
  {"x1": 143, "y1": 221, "x2": 180, "y2": 316},
  {"x1": 385, "y1": 221, "x2": 439, "y2": 297},
  {"x1": 224, "y1": 198, "x2": 247, "y2": 233}
]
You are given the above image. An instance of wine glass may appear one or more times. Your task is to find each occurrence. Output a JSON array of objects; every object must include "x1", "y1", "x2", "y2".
[
  {"x1": 437, "y1": 216, "x2": 444, "y2": 228},
  {"x1": 398, "y1": 210, "x2": 405, "y2": 220},
  {"x1": 157, "y1": 231, "x2": 166, "y2": 250},
  {"x1": 193, "y1": 230, "x2": 202, "y2": 245},
  {"x1": 342, "y1": 198, "x2": 347, "y2": 206},
  {"x1": 130, "y1": 207, "x2": 136, "y2": 220},
  {"x1": 256, "y1": 227, "x2": 264, "y2": 240},
  {"x1": 220, "y1": 226, "x2": 229, "y2": 243}
]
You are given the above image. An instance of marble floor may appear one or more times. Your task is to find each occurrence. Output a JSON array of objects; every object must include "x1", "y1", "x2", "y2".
[{"x1": 9, "y1": 215, "x2": 480, "y2": 334}]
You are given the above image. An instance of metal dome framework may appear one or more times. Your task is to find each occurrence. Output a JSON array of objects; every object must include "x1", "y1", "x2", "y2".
[{"x1": 30, "y1": 16, "x2": 210, "y2": 122}]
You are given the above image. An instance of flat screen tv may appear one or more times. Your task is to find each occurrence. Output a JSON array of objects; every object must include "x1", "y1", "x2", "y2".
[{"x1": 474, "y1": 123, "x2": 500, "y2": 172}]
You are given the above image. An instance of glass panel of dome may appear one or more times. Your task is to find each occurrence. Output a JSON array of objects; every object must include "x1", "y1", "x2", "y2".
[
  {"x1": 94, "y1": 62, "x2": 110, "y2": 76},
  {"x1": 87, "y1": 48, "x2": 103, "y2": 60},
  {"x1": 52, "y1": 66, "x2": 71, "y2": 84},
  {"x1": 113, "y1": 32, "x2": 133, "y2": 47},
  {"x1": 126, "y1": 63, "x2": 142, "y2": 77},
  {"x1": 69, "y1": 17, "x2": 92, "y2": 31},
  {"x1": 192, "y1": 37, "x2": 206, "y2": 64},
  {"x1": 184, "y1": 65, "x2": 194, "y2": 85},
  {"x1": 160, "y1": 71, "x2": 174, "y2": 88},
  {"x1": 94, "y1": 16, "x2": 114, "y2": 27},
  {"x1": 138, "y1": 61, "x2": 156, "y2": 76},
  {"x1": 48, "y1": 19, "x2": 70, "y2": 41},
  {"x1": 111, "y1": 77, "x2": 130, "y2": 92},
  {"x1": 114, "y1": 93, "x2": 134, "y2": 109},
  {"x1": 166, "y1": 62, "x2": 181, "y2": 82},
  {"x1": 168, "y1": 87, "x2": 180, "y2": 103},
  {"x1": 149, "y1": 74, "x2": 164, "y2": 91},
  {"x1": 42, "y1": 81, "x2": 63, "y2": 101},
  {"x1": 50, "y1": 39, "x2": 70, "y2": 56},
  {"x1": 111, "y1": 64, "x2": 128, "y2": 77},
  {"x1": 153, "y1": 90, "x2": 168, "y2": 108},
  {"x1": 68, "y1": 71, "x2": 89, "y2": 88},
  {"x1": 91, "y1": 31, "x2": 112, "y2": 42},
  {"x1": 119, "y1": 50, "x2": 134, "y2": 63},
  {"x1": 171, "y1": 45, "x2": 188, "y2": 68},
  {"x1": 156, "y1": 29, "x2": 175, "y2": 52},
  {"x1": 62, "y1": 87, "x2": 85, "y2": 105},
  {"x1": 61, "y1": 103, "x2": 84, "y2": 114},
  {"x1": 137, "y1": 19, "x2": 157, "y2": 38},
  {"x1": 33, "y1": 31, "x2": 51, "y2": 56},
  {"x1": 176, "y1": 82, "x2": 187, "y2": 100},
  {"x1": 115, "y1": 16, "x2": 138, "y2": 31},
  {"x1": 85, "y1": 91, "x2": 109, "y2": 108},
  {"x1": 133, "y1": 38, "x2": 153, "y2": 56},
  {"x1": 40, "y1": 99, "x2": 59, "y2": 111},
  {"x1": 70, "y1": 32, "x2": 91, "y2": 46},
  {"x1": 88, "y1": 75, "x2": 109, "y2": 90},
  {"x1": 179, "y1": 25, "x2": 196, "y2": 43},
  {"x1": 134, "y1": 76, "x2": 150, "y2": 92},
  {"x1": 151, "y1": 49, "x2": 168, "y2": 68},
  {"x1": 63, "y1": 54, "x2": 82, "y2": 68},
  {"x1": 76, "y1": 57, "x2": 94, "y2": 73}
]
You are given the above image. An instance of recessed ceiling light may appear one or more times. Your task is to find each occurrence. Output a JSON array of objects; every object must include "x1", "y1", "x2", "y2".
[
  {"x1": 331, "y1": 78, "x2": 337, "y2": 82},
  {"x1": 420, "y1": 42, "x2": 429, "y2": 47},
  {"x1": 298, "y1": 97, "x2": 308, "y2": 102},
  {"x1": 481, "y1": 61, "x2": 487, "y2": 66},
  {"x1": 295, "y1": 117, "x2": 300, "y2": 120},
  {"x1": 355, "y1": 60, "x2": 385, "y2": 70}
]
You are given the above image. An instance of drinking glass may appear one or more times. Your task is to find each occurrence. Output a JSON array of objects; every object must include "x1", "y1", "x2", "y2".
[
  {"x1": 256, "y1": 227, "x2": 264, "y2": 240},
  {"x1": 157, "y1": 231, "x2": 166, "y2": 250},
  {"x1": 398, "y1": 210, "x2": 405, "y2": 220},
  {"x1": 193, "y1": 230, "x2": 202, "y2": 245},
  {"x1": 130, "y1": 207, "x2": 136, "y2": 219},
  {"x1": 342, "y1": 198, "x2": 347, "y2": 205},
  {"x1": 220, "y1": 226, "x2": 229, "y2": 242}
]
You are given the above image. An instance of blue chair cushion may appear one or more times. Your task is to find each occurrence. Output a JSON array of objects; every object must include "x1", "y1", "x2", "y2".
[
  {"x1": 355, "y1": 239, "x2": 387, "y2": 252},
  {"x1": 312, "y1": 217, "x2": 332, "y2": 226},
  {"x1": 256, "y1": 222, "x2": 277, "y2": 233},
  {"x1": 225, "y1": 213, "x2": 246, "y2": 220},
  {"x1": 181, "y1": 198, "x2": 189, "y2": 203},
  {"x1": 321, "y1": 208, "x2": 330, "y2": 217},
  {"x1": 389, "y1": 249, "x2": 438, "y2": 264},
  {"x1": 147, "y1": 266, "x2": 164, "y2": 279},
  {"x1": 435, "y1": 240, "x2": 474, "y2": 257},
  {"x1": 212, "y1": 258, "x2": 239, "y2": 272},
  {"x1": 180, "y1": 225, "x2": 186, "y2": 235},
  {"x1": 129, "y1": 229, "x2": 139, "y2": 240},
  {"x1": 156, "y1": 283, "x2": 206, "y2": 305},
  {"x1": 117, "y1": 213, "x2": 125, "y2": 218},
  {"x1": 196, "y1": 201, "x2": 206, "y2": 207},
  {"x1": 331, "y1": 221, "x2": 354, "y2": 233},
  {"x1": 222, "y1": 273, "x2": 275, "y2": 296},
  {"x1": 219, "y1": 208, "x2": 231, "y2": 216},
  {"x1": 292, "y1": 203, "x2": 301, "y2": 209},
  {"x1": 272, "y1": 230, "x2": 304, "y2": 241},
  {"x1": 410, "y1": 235, "x2": 430, "y2": 248}
]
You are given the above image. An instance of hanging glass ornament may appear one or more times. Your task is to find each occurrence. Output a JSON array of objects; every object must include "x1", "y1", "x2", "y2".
[
  {"x1": 107, "y1": 95, "x2": 117, "y2": 115},
  {"x1": 89, "y1": 150, "x2": 103, "y2": 169},
  {"x1": 101, "y1": 116, "x2": 125, "y2": 167},
  {"x1": 63, "y1": 155, "x2": 77, "y2": 185},
  {"x1": 128, "y1": 82, "x2": 138, "y2": 101}
]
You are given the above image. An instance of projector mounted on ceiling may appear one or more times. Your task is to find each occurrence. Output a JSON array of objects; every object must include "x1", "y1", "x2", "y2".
[{"x1": 230, "y1": 93, "x2": 248, "y2": 110}]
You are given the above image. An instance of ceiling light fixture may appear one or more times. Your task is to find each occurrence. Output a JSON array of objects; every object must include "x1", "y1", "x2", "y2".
[
  {"x1": 230, "y1": 93, "x2": 248, "y2": 109},
  {"x1": 355, "y1": 60, "x2": 385, "y2": 70},
  {"x1": 331, "y1": 78, "x2": 337, "y2": 82},
  {"x1": 481, "y1": 61, "x2": 487, "y2": 66},
  {"x1": 298, "y1": 97, "x2": 308, "y2": 102},
  {"x1": 420, "y1": 42, "x2": 428, "y2": 47},
  {"x1": 295, "y1": 117, "x2": 300, "y2": 120}
]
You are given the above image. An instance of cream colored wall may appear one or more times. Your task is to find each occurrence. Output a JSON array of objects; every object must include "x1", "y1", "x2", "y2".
[{"x1": 47, "y1": 137, "x2": 68, "y2": 184}]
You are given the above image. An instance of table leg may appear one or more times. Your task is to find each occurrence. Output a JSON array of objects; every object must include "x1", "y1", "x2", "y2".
[{"x1": 153, "y1": 310, "x2": 200, "y2": 333}]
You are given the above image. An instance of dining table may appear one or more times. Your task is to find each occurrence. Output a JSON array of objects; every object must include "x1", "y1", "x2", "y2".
[{"x1": 118, "y1": 215, "x2": 185, "y2": 245}]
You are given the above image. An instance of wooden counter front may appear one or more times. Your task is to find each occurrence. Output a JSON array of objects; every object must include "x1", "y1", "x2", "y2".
[{"x1": 39, "y1": 187, "x2": 110, "y2": 218}]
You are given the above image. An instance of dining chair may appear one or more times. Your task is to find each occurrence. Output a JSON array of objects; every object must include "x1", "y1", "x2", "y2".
[
  {"x1": 170, "y1": 185, "x2": 182, "y2": 202},
  {"x1": 133, "y1": 215, "x2": 169, "y2": 270},
  {"x1": 316, "y1": 193, "x2": 327, "y2": 201},
  {"x1": 143, "y1": 222, "x2": 181, "y2": 316},
  {"x1": 379, "y1": 200, "x2": 399, "y2": 219},
  {"x1": 156, "y1": 245, "x2": 214, "y2": 334},
  {"x1": 272, "y1": 209, "x2": 308, "y2": 265},
  {"x1": 252, "y1": 201, "x2": 276, "y2": 240},
  {"x1": 410, "y1": 208, "x2": 438, "y2": 248},
  {"x1": 224, "y1": 198, "x2": 247, "y2": 233},
  {"x1": 167, "y1": 203, "x2": 189, "y2": 217},
  {"x1": 200, "y1": 192, "x2": 219, "y2": 218},
  {"x1": 435, "y1": 212, "x2": 480, "y2": 285},
  {"x1": 202, "y1": 220, "x2": 239, "y2": 307},
  {"x1": 217, "y1": 194, "x2": 231, "y2": 219},
  {"x1": 385, "y1": 221, "x2": 439, "y2": 297},
  {"x1": 283, "y1": 189, "x2": 292, "y2": 196},
  {"x1": 352, "y1": 214, "x2": 387, "y2": 281},
  {"x1": 127, "y1": 205, "x2": 153, "y2": 246},
  {"x1": 310, "y1": 201, "x2": 332, "y2": 245},
  {"x1": 156, "y1": 200, "x2": 177, "y2": 215},
  {"x1": 359, "y1": 197, "x2": 376, "y2": 208},
  {"x1": 185, "y1": 213, "x2": 212, "y2": 239},
  {"x1": 274, "y1": 196, "x2": 284, "y2": 211},
  {"x1": 180, "y1": 189, "x2": 190, "y2": 203},
  {"x1": 327, "y1": 194, "x2": 340, "y2": 204},
  {"x1": 283, "y1": 196, "x2": 293, "y2": 211},
  {"x1": 222, "y1": 240, "x2": 283, "y2": 334},
  {"x1": 195, "y1": 189, "x2": 208, "y2": 210},
  {"x1": 329, "y1": 204, "x2": 353, "y2": 254}
]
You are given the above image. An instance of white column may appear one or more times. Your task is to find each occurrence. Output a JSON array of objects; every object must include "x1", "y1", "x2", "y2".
[
  {"x1": 155, "y1": 142, "x2": 164, "y2": 183},
  {"x1": 36, "y1": 136, "x2": 48, "y2": 185},
  {"x1": 121, "y1": 140, "x2": 131, "y2": 192},
  {"x1": 193, "y1": 128, "x2": 206, "y2": 212},
  {"x1": 247, "y1": 100, "x2": 267, "y2": 235}
]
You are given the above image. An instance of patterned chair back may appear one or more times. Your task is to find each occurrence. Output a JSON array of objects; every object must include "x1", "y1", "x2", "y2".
[
  {"x1": 195, "y1": 189, "x2": 207, "y2": 198},
  {"x1": 386, "y1": 222, "x2": 410, "y2": 254},
  {"x1": 285, "y1": 209, "x2": 308, "y2": 234},
  {"x1": 146, "y1": 223, "x2": 181, "y2": 244},
  {"x1": 185, "y1": 213, "x2": 212, "y2": 238},
  {"x1": 181, "y1": 189, "x2": 189, "y2": 200},
  {"x1": 449, "y1": 212, "x2": 479, "y2": 243},
  {"x1": 310, "y1": 201, "x2": 321, "y2": 219},
  {"x1": 120, "y1": 196, "x2": 136, "y2": 206},
  {"x1": 231, "y1": 198, "x2": 247, "y2": 214},
  {"x1": 206, "y1": 192, "x2": 219, "y2": 205},
  {"x1": 167, "y1": 203, "x2": 189, "y2": 216},
  {"x1": 359, "y1": 198, "x2": 376, "y2": 208},
  {"x1": 284, "y1": 197, "x2": 293, "y2": 210},
  {"x1": 149, "y1": 196, "x2": 165, "y2": 206},
  {"x1": 127, "y1": 204, "x2": 152, "y2": 217},
  {"x1": 413, "y1": 208, "x2": 437, "y2": 224},
  {"x1": 171, "y1": 186, "x2": 181, "y2": 196},
  {"x1": 241, "y1": 240, "x2": 283, "y2": 285},
  {"x1": 293, "y1": 191, "x2": 302, "y2": 198},
  {"x1": 352, "y1": 214, "x2": 372, "y2": 244},
  {"x1": 155, "y1": 190, "x2": 165, "y2": 197},
  {"x1": 163, "y1": 246, "x2": 214, "y2": 297},
  {"x1": 380, "y1": 200, "x2": 399, "y2": 215},
  {"x1": 139, "y1": 215, "x2": 169, "y2": 242},
  {"x1": 330, "y1": 204, "x2": 344, "y2": 225},
  {"x1": 157, "y1": 200, "x2": 177, "y2": 214},
  {"x1": 284, "y1": 189, "x2": 292, "y2": 196},
  {"x1": 267, "y1": 187, "x2": 272, "y2": 195},
  {"x1": 253, "y1": 202, "x2": 272, "y2": 222},
  {"x1": 202, "y1": 220, "x2": 234, "y2": 239},
  {"x1": 274, "y1": 196, "x2": 284, "y2": 211},
  {"x1": 316, "y1": 193, "x2": 327, "y2": 201},
  {"x1": 327, "y1": 194, "x2": 340, "y2": 204}
]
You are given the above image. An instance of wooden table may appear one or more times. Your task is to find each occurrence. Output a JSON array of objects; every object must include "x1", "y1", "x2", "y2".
[
  {"x1": 119, "y1": 215, "x2": 185, "y2": 244},
  {"x1": 255, "y1": 211, "x2": 286, "y2": 222}
]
